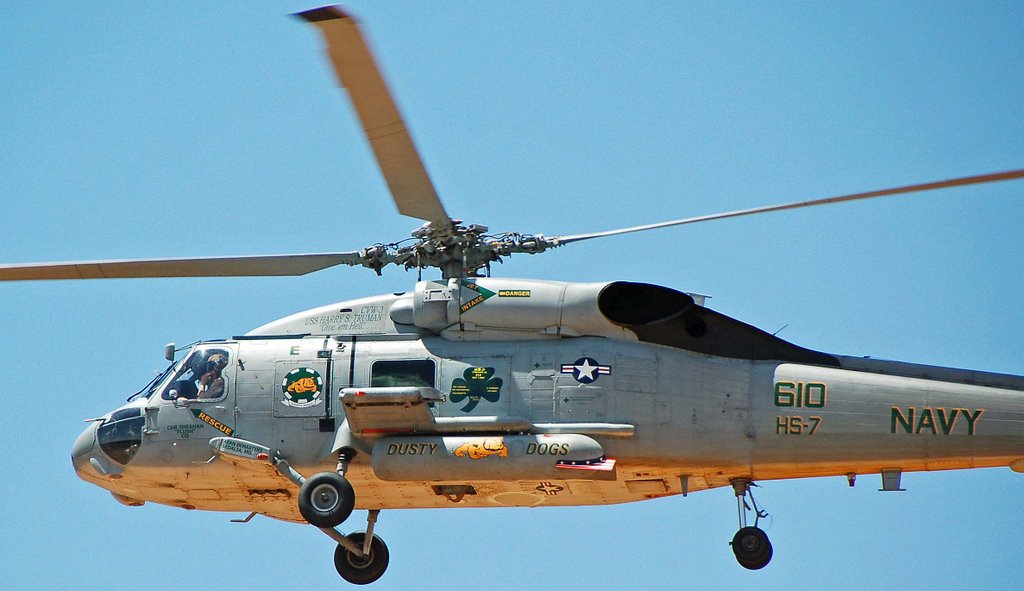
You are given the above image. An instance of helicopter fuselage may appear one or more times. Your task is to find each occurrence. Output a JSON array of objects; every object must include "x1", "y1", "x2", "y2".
[{"x1": 71, "y1": 278, "x2": 1024, "y2": 521}]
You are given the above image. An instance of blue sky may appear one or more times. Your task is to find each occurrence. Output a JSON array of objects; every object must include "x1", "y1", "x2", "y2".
[{"x1": 1, "y1": 2, "x2": 1022, "y2": 589}]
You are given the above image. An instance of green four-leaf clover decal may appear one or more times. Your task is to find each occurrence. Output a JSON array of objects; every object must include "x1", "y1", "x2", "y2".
[{"x1": 449, "y1": 367, "x2": 503, "y2": 412}]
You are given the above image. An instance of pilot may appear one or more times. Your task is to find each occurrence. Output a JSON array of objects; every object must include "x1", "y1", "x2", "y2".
[{"x1": 197, "y1": 353, "x2": 228, "y2": 399}]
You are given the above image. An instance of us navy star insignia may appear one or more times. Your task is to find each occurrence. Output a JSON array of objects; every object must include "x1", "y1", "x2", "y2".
[
  {"x1": 561, "y1": 357, "x2": 612, "y2": 384},
  {"x1": 536, "y1": 481, "x2": 564, "y2": 496}
]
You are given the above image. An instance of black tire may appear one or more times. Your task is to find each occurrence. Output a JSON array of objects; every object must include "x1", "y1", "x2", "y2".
[
  {"x1": 736, "y1": 542, "x2": 773, "y2": 570},
  {"x1": 731, "y1": 526, "x2": 773, "y2": 570},
  {"x1": 298, "y1": 472, "x2": 355, "y2": 528},
  {"x1": 334, "y1": 532, "x2": 389, "y2": 585}
]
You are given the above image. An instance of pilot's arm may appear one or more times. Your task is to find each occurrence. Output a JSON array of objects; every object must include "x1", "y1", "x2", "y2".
[{"x1": 198, "y1": 372, "x2": 224, "y2": 399}]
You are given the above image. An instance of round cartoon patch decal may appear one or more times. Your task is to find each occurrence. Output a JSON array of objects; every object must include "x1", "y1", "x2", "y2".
[{"x1": 281, "y1": 367, "x2": 324, "y2": 408}]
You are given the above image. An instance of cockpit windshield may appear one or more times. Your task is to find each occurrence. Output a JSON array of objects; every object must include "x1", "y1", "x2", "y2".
[
  {"x1": 128, "y1": 363, "x2": 177, "y2": 401},
  {"x1": 160, "y1": 347, "x2": 231, "y2": 402}
]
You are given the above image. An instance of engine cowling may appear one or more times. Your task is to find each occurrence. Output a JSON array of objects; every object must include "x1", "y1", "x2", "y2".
[
  {"x1": 248, "y1": 278, "x2": 695, "y2": 341},
  {"x1": 389, "y1": 278, "x2": 693, "y2": 340}
]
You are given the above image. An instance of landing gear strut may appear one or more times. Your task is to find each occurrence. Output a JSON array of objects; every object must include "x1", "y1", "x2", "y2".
[
  {"x1": 729, "y1": 480, "x2": 773, "y2": 570},
  {"x1": 278, "y1": 451, "x2": 391, "y2": 583},
  {"x1": 318, "y1": 510, "x2": 390, "y2": 585},
  {"x1": 333, "y1": 509, "x2": 389, "y2": 585}
]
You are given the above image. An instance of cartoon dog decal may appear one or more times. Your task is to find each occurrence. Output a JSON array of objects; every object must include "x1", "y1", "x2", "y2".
[{"x1": 453, "y1": 437, "x2": 508, "y2": 460}]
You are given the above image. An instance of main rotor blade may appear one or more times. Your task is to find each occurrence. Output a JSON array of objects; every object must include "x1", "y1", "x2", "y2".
[
  {"x1": 0, "y1": 253, "x2": 365, "y2": 281},
  {"x1": 553, "y1": 169, "x2": 1024, "y2": 245},
  {"x1": 298, "y1": 6, "x2": 451, "y2": 227}
]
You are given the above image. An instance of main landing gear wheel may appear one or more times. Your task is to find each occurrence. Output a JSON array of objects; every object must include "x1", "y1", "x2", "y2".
[
  {"x1": 298, "y1": 472, "x2": 355, "y2": 528},
  {"x1": 731, "y1": 526, "x2": 773, "y2": 570},
  {"x1": 334, "y1": 532, "x2": 389, "y2": 585}
]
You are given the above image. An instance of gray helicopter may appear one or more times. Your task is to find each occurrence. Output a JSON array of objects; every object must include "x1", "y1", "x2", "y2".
[{"x1": 2, "y1": 6, "x2": 1023, "y2": 585}]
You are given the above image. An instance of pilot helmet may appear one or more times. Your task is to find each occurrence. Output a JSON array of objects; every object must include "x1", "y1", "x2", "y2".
[{"x1": 206, "y1": 353, "x2": 228, "y2": 372}]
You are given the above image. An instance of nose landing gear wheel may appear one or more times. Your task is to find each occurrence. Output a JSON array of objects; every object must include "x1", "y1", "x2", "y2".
[
  {"x1": 334, "y1": 532, "x2": 389, "y2": 585},
  {"x1": 298, "y1": 472, "x2": 355, "y2": 528},
  {"x1": 731, "y1": 526, "x2": 773, "y2": 570}
]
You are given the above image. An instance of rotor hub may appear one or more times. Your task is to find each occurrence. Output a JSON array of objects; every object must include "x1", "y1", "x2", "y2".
[{"x1": 353, "y1": 220, "x2": 559, "y2": 279}]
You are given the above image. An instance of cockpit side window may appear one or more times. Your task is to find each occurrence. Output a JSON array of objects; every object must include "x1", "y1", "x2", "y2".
[
  {"x1": 370, "y1": 359, "x2": 435, "y2": 388},
  {"x1": 161, "y1": 348, "x2": 231, "y2": 401}
]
